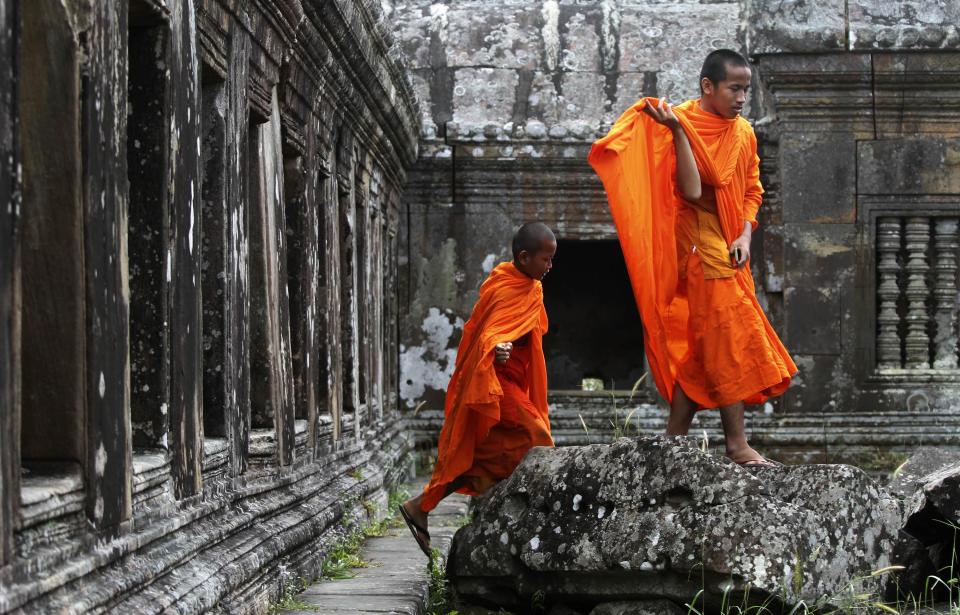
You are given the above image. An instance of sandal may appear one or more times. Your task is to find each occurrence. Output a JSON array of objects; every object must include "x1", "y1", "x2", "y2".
[
  {"x1": 398, "y1": 504, "x2": 432, "y2": 559},
  {"x1": 728, "y1": 450, "x2": 782, "y2": 467}
]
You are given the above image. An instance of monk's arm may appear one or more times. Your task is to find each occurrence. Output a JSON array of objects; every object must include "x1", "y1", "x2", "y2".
[
  {"x1": 671, "y1": 126, "x2": 702, "y2": 202},
  {"x1": 641, "y1": 99, "x2": 701, "y2": 201},
  {"x1": 730, "y1": 135, "x2": 763, "y2": 268},
  {"x1": 743, "y1": 136, "x2": 764, "y2": 231}
]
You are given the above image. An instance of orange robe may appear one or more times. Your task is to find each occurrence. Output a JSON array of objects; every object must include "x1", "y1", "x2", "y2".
[
  {"x1": 420, "y1": 262, "x2": 554, "y2": 513},
  {"x1": 588, "y1": 97, "x2": 797, "y2": 409}
]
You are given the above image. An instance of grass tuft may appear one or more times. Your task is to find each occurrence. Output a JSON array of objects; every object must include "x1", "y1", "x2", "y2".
[{"x1": 426, "y1": 547, "x2": 458, "y2": 615}]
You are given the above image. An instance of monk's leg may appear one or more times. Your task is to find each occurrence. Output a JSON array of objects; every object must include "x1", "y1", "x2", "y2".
[
  {"x1": 665, "y1": 384, "x2": 697, "y2": 436},
  {"x1": 719, "y1": 401, "x2": 772, "y2": 465}
]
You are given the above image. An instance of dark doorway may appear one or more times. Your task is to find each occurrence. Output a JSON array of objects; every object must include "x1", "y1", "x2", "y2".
[{"x1": 542, "y1": 240, "x2": 645, "y2": 391}]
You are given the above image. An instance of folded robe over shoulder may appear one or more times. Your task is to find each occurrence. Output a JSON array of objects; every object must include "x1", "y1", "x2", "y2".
[
  {"x1": 420, "y1": 262, "x2": 552, "y2": 513},
  {"x1": 588, "y1": 97, "x2": 797, "y2": 408}
]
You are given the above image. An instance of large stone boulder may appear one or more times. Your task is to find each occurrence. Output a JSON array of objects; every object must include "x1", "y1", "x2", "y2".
[{"x1": 449, "y1": 437, "x2": 902, "y2": 612}]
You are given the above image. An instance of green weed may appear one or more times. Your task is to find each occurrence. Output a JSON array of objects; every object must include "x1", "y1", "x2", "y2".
[{"x1": 427, "y1": 547, "x2": 458, "y2": 615}]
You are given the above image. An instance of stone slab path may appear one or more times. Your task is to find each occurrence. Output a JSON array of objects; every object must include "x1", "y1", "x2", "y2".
[{"x1": 284, "y1": 483, "x2": 469, "y2": 615}]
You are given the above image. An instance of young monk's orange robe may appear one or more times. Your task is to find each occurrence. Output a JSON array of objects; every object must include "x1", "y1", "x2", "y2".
[
  {"x1": 588, "y1": 98, "x2": 797, "y2": 409},
  {"x1": 420, "y1": 262, "x2": 554, "y2": 513}
]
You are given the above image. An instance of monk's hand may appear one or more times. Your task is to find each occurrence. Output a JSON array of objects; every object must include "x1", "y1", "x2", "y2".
[
  {"x1": 729, "y1": 234, "x2": 751, "y2": 268},
  {"x1": 494, "y1": 342, "x2": 513, "y2": 364},
  {"x1": 641, "y1": 97, "x2": 681, "y2": 131}
]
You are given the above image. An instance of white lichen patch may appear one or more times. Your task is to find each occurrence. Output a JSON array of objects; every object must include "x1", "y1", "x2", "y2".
[
  {"x1": 399, "y1": 308, "x2": 463, "y2": 407},
  {"x1": 540, "y1": 1, "x2": 559, "y2": 71},
  {"x1": 481, "y1": 253, "x2": 498, "y2": 274}
]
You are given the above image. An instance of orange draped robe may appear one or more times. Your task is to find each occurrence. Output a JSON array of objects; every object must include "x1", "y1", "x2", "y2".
[
  {"x1": 420, "y1": 262, "x2": 554, "y2": 513},
  {"x1": 588, "y1": 98, "x2": 797, "y2": 409}
]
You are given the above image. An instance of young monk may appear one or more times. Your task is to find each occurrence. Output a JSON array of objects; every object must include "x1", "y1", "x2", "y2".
[
  {"x1": 399, "y1": 222, "x2": 557, "y2": 557},
  {"x1": 588, "y1": 49, "x2": 797, "y2": 466}
]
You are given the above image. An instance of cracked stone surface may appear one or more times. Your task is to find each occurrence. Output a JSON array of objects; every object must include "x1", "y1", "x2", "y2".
[
  {"x1": 449, "y1": 436, "x2": 902, "y2": 611},
  {"x1": 889, "y1": 450, "x2": 960, "y2": 599}
]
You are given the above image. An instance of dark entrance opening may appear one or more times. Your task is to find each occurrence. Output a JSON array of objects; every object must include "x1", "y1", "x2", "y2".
[{"x1": 542, "y1": 239, "x2": 645, "y2": 391}]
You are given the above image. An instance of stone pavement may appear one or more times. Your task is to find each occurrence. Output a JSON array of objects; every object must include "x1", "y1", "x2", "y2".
[{"x1": 285, "y1": 484, "x2": 470, "y2": 615}]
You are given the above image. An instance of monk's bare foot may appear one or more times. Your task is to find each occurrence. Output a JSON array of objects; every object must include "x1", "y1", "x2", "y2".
[
  {"x1": 726, "y1": 445, "x2": 779, "y2": 467},
  {"x1": 399, "y1": 498, "x2": 431, "y2": 557}
]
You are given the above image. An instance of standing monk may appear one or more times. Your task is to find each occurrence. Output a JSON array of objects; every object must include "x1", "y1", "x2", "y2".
[
  {"x1": 588, "y1": 49, "x2": 797, "y2": 466},
  {"x1": 400, "y1": 223, "x2": 557, "y2": 557}
]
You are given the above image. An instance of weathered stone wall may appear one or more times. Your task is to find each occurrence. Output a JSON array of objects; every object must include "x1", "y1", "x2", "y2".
[
  {"x1": 744, "y1": 0, "x2": 960, "y2": 417},
  {"x1": 393, "y1": 0, "x2": 960, "y2": 456},
  {"x1": 390, "y1": 0, "x2": 742, "y2": 412},
  {"x1": 0, "y1": 0, "x2": 419, "y2": 612}
]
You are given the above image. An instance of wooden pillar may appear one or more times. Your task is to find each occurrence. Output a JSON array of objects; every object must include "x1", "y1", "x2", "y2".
[
  {"x1": 167, "y1": 0, "x2": 203, "y2": 498},
  {"x1": 249, "y1": 87, "x2": 295, "y2": 465},
  {"x1": 0, "y1": 0, "x2": 19, "y2": 566},
  {"x1": 83, "y1": 0, "x2": 132, "y2": 534},
  {"x1": 321, "y1": 157, "x2": 342, "y2": 443},
  {"x1": 225, "y1": 30, "x2": 251, "y2": 476}
]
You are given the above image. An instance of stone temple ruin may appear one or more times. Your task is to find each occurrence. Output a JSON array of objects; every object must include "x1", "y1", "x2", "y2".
[
  {"x1": 396, "y1": 0, "x2": 960, "y2": 466},
  {"x1": 0, "y1": 0, "x2": 956, "y2": 613}
]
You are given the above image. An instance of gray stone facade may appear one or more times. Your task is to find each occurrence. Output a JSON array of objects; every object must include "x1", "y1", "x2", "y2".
[
  {"x1": 0, "y1": 0, "x2": 419, "y2": 611},
  {"x1": 392, "y1": 0, "x2": 960, "y2": 458}
]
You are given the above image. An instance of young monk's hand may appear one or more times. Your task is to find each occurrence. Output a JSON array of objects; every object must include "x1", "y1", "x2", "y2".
[
  {"x1": 641, "y1": 97, "x2": 681, "y2": 131},
  {"x1": 494, "y1": 342, "x2": 513, "y2": 364},
  {"x1": 729, "y1": 234, "x2": 751, "y2": 268}
]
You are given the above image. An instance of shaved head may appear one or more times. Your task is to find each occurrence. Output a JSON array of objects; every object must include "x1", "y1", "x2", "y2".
[
  {"x1": 699, "y1": 49, "x2": 749, "y2": 93},
  {"x1": 512, "y1": 222, "x2": 555, "y2": 260}
]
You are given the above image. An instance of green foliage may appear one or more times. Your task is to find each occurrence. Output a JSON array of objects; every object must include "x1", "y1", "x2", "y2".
[
  {"x1": 268, "y1": 575, "x2": 316, "y2": 613},
  {"x1": 426, "y1": 547, "x2": 458, "y2": 615},
  {"x1": 679, "y1": 555, "x2": 960, "y2": 615},
  {"x1": 320, "y1": 528, "x2": 370, "y2": 580},
  {"x1": 456, "y1": 510, "x2": 474, "y2": 529}
]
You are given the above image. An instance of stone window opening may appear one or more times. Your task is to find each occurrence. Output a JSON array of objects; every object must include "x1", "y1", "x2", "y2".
[
  {"x1": 15, "y1": 0, "x2": 87, "y2": 555},
  {"x1": 199, "y1": 62, "x2": 230, "y2": 481},
  {"x1": 541, "y1": 239, "x2": 647, "y2": 393},
  {"x1": 127, "y1": 0, "x2": 173, "y2": 512},
  {"x1": 338, "y1": 195, "x2": 357, "y2": 431},
  {"x1": 875, "y1": 214, "x2": 959, "y2": 372},
  {"x1": 336, "y1": 129, "x2": 358, "y2": 438},
  {"x1": 355, "y1": 166, "x2": 370, "y2": 419},
  {"x1": 315, "y1": 162, "x2": 335, "y2": 448},
  {"x1": 282, "y1": 149, "x2": 320, "y2": 460}
]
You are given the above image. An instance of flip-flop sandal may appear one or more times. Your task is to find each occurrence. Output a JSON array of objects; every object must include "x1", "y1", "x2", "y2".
[
  {"x1": 733, "y1": 456, "x2": 783, "y2": 468},
  {"x1": 398, "y1": 504, "x2": 432, "y2": 559}
]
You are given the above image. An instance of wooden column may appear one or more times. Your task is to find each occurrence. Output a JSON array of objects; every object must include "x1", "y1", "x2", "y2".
[
  {"x1": 167, "y1": 0, "x2": 203, "y2": 498},
  {"x1": 0, "y1": 0, "x2": 19, "y2": 566},
  {"x1": 225, "y1": 30, "x2": 251, "y2": 475},
  {"x1": 83, "y1": 0, "x2": 132, "y2": 533},
  {"x1": 320, "y1": 157, "x2": 342, "y2": 443},
  {"x1": 249, "y1": 87, "x2": 295, "y2": 465}
]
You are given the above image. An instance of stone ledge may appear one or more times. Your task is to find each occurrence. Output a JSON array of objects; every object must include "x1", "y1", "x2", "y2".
[
  {"x1": 0, "y1": 422, "x2": 414, "y2": 614},
  {"x1": 407, "y1": 403, "x2": 960, "y2": 469}
]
